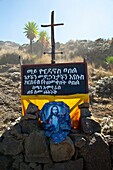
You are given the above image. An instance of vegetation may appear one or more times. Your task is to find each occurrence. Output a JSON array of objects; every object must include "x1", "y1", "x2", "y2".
[
  {"x1": 38, "y1": 31, "x2": 49, "y2": 46},
  {"x1": 38, "y1": 31, "x2": 50, "y2": 56},
  {"x1": 105, "y1": 56, "x2": 113, "y2": 70},
  {"x1": 23, "y1": 21, "x2": 50, "y2": 56},
  {"x1": 105, "y1": 56, "x2": 113, "y2": 64},
  {"x1": 23, "y1": 22, "x2": 38, "y2": 54}
]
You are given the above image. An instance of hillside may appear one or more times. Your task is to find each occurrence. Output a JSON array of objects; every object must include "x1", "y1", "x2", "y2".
[
  {"x1": 1, "y1": 38, "x2": 113, "y2": 67},
  {"x1": 15, "y1": 38, "x2": 113, "y2": 68},
  {"x1": 0, "y1": 41, "x2": 20, "y2": 50},
  {"x1": 55, "y1": 38, "x2": 113, "y2": 68},
  {"x1": 0, "y1": 40, "x2": 113, "y2": 137},
  {"x1": 0, "y1": 39, "x2": 113, "y2": 136}
]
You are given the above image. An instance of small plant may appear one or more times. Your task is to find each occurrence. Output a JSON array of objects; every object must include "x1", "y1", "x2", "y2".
[{"x1": 105, "y1": 56, "x2": 113, "y2": 70}]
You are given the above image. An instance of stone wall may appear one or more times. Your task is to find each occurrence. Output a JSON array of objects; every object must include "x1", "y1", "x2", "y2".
[{"x1": 0, "y1": 103, "x2": 112, "y2": 170}]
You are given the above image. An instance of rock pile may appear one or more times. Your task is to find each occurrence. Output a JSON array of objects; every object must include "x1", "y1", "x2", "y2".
[
  {"x1": 0, "y1": 64, "x2": 21, "y2": 135},
  {"x1": 0, "y1": 103, "x2": 112, "y2": 170},
  {"x1": 96, "y1": 76, "x2": 113, "y2": 98}
]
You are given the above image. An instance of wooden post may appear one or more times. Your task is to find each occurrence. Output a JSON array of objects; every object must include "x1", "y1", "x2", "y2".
[
  {"x1": 51, "y1": 11, "x2": 55, "y2": 64},
  {"x1": 41, "y1": 11, "x2": 64, "y2": 64}
]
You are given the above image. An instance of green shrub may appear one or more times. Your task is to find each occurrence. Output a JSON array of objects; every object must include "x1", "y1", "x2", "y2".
[{"x1": 105, "y1": 56, "x2": 113, "y2": 64}]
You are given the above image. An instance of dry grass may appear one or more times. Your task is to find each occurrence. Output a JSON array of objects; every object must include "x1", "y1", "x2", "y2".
[
  {"x1": 34, "y1": 55, "x2": 84, "y2": 64},
  {"x1": 34, "y1": 54, "x2": 51, "y2": 64},
  {"x1": 110, "y1": 68, "x2": 113, "y2": 74},
  {"x1": 0, "y1": 49, "x2": 112, "y2": 80},
  {"x1": 0, "y1": 49, "x2": 33, "y2": 65},
  {"x1": 96, "y1": 66, "x2": 113, "y2": 78},
  {"x1": 0, "y1": 49, "x2": 30, "y2": 59},
  {"x1": 86, "y1": 62, "x2": 113, "y2": 87},
  {"x1": 57, "y1": 55, "x2": 84, "y2": 64},
  {"x1": 88, "y1": 63, "x2": 113, "y2": 78}
]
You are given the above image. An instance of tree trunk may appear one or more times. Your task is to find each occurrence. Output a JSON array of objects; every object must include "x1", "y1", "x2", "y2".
[
  {"x1": 30, "y1": 39, "x2": 32, "y2": 54},
  {"x1": 41, "y1": 43, "x2": 44, "y2": 57}
]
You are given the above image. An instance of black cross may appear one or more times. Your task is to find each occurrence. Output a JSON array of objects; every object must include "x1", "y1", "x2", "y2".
[{"x1": 41, "y1": 11, "x2": 64, "y2": 64}]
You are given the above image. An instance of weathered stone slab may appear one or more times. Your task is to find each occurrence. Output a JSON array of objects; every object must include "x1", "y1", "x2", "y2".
[
  {"x1": 20, "y1": 119, "x2": 39, "y2": 134},
  {"x1": 2, "y1": 129, "x2": 12, "y2": 138},
  {"x1": 69, "y1": 134, "x2": 86, "y2": 148},
  {"x1": 79, "y1": 133, "x2": 111, "y2": 170},
  {"x1": 44, "y1": 158, "x2": 84, "y2": 170},
  {"x1": 80, "y1": 108, "x2": 92, "y2": 118},
  {"x1": 111, "y1": 145, "x2": 113, "y2": 160},
  {"x1": 1, "y1": 136, "x2": 23, "y2": 155},
  {"x1": 78, "y1": 102, "x2": 89, "y2": 109},
  {"x1": 20, "y1": 162, "x2": 32, "y2": 170},
  {"x1": 0, "y1": 154, "x2": 13, "y2": 170},
  {"x1": 26, "y1": 102, "x2": 39, "y2": 115},
  {"x1": 21, "y1": 114, "x2": 37, "y2": 120},
  {"x1": 29, "y1": 163, "x2": 42, "y2": 170},
  {"x1": 50, "y1": 136, "x2": 75, "y2": 162},
  {"x1": 0, "y1": 136, "x2": 2, "y2": 142},
  {"x1": 12, "y1": 153, "x2": 24, "y2": 170},
  {"x1": 81, "y1": 117, "x2": 101, "y2": 134},
  {"x1": 10, "y1": 123, "x2": 23, "y2": 139},
  {"x1": 25, "y1": 131, "x2": 51, "y2": 163}
]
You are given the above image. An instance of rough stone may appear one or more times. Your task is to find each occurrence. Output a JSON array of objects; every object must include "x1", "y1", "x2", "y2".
[
  {"x1": 0, "y1": 154, "x2": 13, "y2": 170},
  {"x1": 21, "y1": 114, "x2": 37, "y2": 120},
  {"x1": 111, "y1": 145, "x2": 113, "y2": 160},
  {"x1": 13, "y1": 154, "x2": 24, "y2": 170},
  {"x1": 8, "y1": 67, "x2": 20, "y2": 73},
  {"x1": 25, "y1": 131, "x2": 51, "y2": 163},
  {"x1": 80, "y1": 108, "x2": 92, "y2": 118},
  {"x1": 20, "y1": 162, "x2": 32, "y2": 170},
  {"x1": 100, "y1": 116, "x2": 113, "y2": 135},
  {"x1": 20, "y1": 119, "x2": 39, "y2": 134},
  {"x1": 2, "y1": 129, "x2": 12, "y2": 138},
  {"x1": 78, "y1": 102, "x2": 89, "y2": 109},
  {"x1": 69, "y1": 134, "x2": 86, "y2": 148},
  {"x1": 26, "y1": 102, "x2": 39, "y2": 115},
  {"x1": 13, "y1": 159, "x2": 21, "y2": 169},
  {"x1": 1, "y1": 136, "x2": 23, "y2": 155},
  {"x1": 44, "y1": 158, "x2": 84, "y2": 170},
  {"x1": 96, "y1": 76, "x2": 113, "y2": 97},
  {"x1": 10, "y1": 123, "x2": 22, "y2": 138},
  {"x1": 29, "y1": 163, "x2": 42, "y2": 170},
  {"x1": 81, "y1": 117, "x2": 101, "y2": 134},
  {"x1": 0, "y1": 142, "x2": 4, "y2": 154},
  {"x1": 79, "y1": 133, "x2": 111, "y2": 170},
  {"x1": 0, "y1": 136, "x2": 2, "y2": 142},
  {"x1": 50, "y1": 136, "x2": 75, "y2": 162}
]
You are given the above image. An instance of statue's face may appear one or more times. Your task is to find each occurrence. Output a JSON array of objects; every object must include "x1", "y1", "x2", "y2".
[{"x1": 52, "y1": 106, "x2": 58, "y2": 114}]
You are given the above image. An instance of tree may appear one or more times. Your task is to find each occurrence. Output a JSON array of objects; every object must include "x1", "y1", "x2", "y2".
[
  {"x1": 38, "y1": 31, "x2": 50, "y2": 56},
  {"x1": 23, "y1": 22, "x2": 38, "y2": 54},
  {"x1": 105, "y1": 56, "x2": 113, "y2": 70}
]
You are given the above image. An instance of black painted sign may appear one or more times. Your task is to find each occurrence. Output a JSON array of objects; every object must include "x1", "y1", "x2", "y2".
[{"x1": 21, "y1": 63, "x2": 88, "y2": 95}]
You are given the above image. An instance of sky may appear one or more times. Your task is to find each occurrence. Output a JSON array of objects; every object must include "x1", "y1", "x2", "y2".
[{"x1": 0, "y1": 0, "x2": 113, "y2": 45}]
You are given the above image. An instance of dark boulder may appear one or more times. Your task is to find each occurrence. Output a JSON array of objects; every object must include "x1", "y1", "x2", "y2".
[
  {"x1": 24, "y1": 131, "x2": 51, "y2": 163},
  {"x1": 50, "y1": 136, "x2": 75, "y2": 162},
  {"x1": 78, "y1": 133, "x2": 111, "y2": 170},
  {"x1": 44, "y1": 158, "x2": 84, "y2": 170}
]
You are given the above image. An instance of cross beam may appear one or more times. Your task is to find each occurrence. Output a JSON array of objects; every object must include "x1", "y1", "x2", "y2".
[{"x1": 41, "y1": 11, "x2": 64, "y2": 64}]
